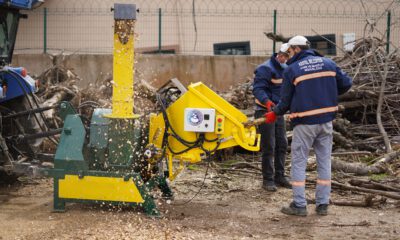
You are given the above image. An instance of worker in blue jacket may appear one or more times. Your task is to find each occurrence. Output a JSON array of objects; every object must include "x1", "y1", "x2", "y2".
[
  {"x1": 264, "y1": 36, "x2": 352, "y2": 216},
  {"x1": 252, "y1": 43, "x2": 291, "y2": 192}
]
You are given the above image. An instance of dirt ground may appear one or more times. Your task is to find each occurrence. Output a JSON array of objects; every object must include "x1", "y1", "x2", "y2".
[{"x1": 0, "y1": 164, "x2": 399, "y2": 240}]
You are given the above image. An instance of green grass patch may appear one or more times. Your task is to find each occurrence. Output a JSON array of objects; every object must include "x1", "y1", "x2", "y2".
[
  {"x1": 187, "y1": 164, "x2": 200, "y2": 171},
  {"x1": 359, "y1": 155, "x2": 376, "y2": 164},
  {"x1": 369, "y1": 173, "x2": 388, "y2": 181},
  {"x1": 217, "y1": 159, "x2": 240, "y2": 168}
]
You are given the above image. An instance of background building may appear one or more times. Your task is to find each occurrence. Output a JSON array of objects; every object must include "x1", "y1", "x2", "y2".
[{"x1": 15, "y1": 0, "x2": 400, "y2": 56}]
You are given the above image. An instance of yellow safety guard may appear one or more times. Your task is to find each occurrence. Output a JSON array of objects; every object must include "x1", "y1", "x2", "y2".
[{"x1": 59, "y1": 175, "x2": 144, "y2": 203}]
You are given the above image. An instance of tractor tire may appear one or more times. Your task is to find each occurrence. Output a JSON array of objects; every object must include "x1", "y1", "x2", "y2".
[{"x1": 0, "y1": 94, "x2": 45, "y2": 160}]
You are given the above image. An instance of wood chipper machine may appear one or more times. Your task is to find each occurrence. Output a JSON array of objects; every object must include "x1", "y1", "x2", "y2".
[{"x1": 44, "y1": 3, "x2": 260, "y2": 216}]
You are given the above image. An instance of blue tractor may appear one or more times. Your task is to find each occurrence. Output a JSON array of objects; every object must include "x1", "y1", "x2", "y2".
[{"x1": 0, "y1": 0, "x2": 51, "y2": 180}]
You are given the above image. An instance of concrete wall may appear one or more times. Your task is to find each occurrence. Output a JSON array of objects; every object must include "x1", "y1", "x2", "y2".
[{"x1": 12, "y1": 54, "x2": 266, "y2": 91}]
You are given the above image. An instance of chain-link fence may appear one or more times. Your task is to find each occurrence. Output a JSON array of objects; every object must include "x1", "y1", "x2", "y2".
[{"x1": 14, "y1": 0, "x2": 400, "y2": 56}]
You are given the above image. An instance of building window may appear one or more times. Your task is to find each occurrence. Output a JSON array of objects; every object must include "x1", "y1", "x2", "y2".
[
  {"x1": 305, "y1": 34, "x2": 336, "y2": 56},
  {"x1": 213, "y1": 41, "x2": 251, "y2": 55}
]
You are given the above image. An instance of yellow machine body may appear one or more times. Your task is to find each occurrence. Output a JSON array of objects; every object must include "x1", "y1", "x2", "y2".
[
  {"x1": 59, "y1": 175, "x2": 144, "y2": 203},
  {"x1": 149, "y1": 82, "x2": 260, "y2": 180}
]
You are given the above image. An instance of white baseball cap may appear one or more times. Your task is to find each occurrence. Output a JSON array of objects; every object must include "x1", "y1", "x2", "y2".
[
  {"x1": 288, "y1": 35, "x2": 309, "y2": 46},
  {"x1": 279, "y1": 43, "x2": 289, "y2": 53}
]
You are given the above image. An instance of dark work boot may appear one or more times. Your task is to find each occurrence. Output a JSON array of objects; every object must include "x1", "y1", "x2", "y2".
[
  {"x1": 316, "y1": 204, "x2": 328, "y2": 216},
  {"x1": 262, "y1": 181, "x2": 277, "y2": 192},
  {"x1": 281, "y1": 202, "x2": 307, "y2": 216},
  {"x1": 275, "y1": 175, "x2": 292, "y2": 189}
]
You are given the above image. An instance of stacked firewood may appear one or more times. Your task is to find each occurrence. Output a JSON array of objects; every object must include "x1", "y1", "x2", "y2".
[
  {"x1": 219, "y1": 79, "x2": 254, "y2": 110},
  {"x1": 334, "y1": 38, "x2": 400, "y2": 152},
  {"x1": 35, "y1": 54, "x2": 157, "y2": 125},
  {"x1": 36, "y1": 55, "x2": 80, "y2": 127}
]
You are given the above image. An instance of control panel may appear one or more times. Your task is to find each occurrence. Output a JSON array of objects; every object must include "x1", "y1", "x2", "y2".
[
  {"x1": 215, "y1": 115, "x2": 225, "y2": 134},
  {"x1": 184, "y1": 108, "x2": 215, "y2": 132}
]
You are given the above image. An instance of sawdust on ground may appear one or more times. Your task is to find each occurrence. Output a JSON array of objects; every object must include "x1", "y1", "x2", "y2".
[{"x1": 0, "y1": 166, "x2": 399, "y2": 240}]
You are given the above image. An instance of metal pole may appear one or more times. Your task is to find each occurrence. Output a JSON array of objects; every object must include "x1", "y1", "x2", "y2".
[
  {"x1": 273, "y1": 9, "x2": 277, "y2": 54},
  {"x1": 158, "y1": 8, "x2": 162, "y2": 53},
  {"x1": 386, "y1": 10, "x2": 391, "y2": 55},
  {"x1": 43, "y1": 8, "x2": 47, "y2": 54}
]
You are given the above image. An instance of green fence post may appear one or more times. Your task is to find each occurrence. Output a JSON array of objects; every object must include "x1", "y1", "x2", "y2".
[
  {"x1": 158, "y1": 8, "x2": 162, "y2": 54},
  {"x1": 386, "y1": 10, "x2": 391, "y2": 55},
  {"x1": 273, "y1": 9, "x2": 277, "y2": 54},
  {"x1": 43, "y1": 7, "x2": 47, "y2": 54}
]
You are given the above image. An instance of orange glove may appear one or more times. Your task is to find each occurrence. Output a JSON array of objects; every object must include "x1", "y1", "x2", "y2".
[
  {"x1": 265, "y1": 100, "x2": 275, "y2": 112},
  {"x1": 264, "y1": 111, "x2": 277, "y2": 124}
]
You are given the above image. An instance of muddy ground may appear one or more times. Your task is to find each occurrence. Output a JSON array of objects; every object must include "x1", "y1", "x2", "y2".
[{"x1": 0, "y1": 162, "x2": 399, "y2": 240}]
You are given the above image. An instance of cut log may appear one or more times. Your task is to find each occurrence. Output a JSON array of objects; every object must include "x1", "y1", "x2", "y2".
[
  {"x1": 339, "y1": 89, "x2": 377, "y2": 101},
  {"x1": 332, "y1": 158, "x2": 383, "y2": 175},
  {"x1": 370, "y1": 150, "x2": 400, "y2": 165},
  {"x1": 333, "y1": 131, "x2": 354, "y2": 149},
  {"x1": 339, "y1": 99, "x2": 376, "y2": 111},
  {"x1": 214, "y1": 167, "x2": 259, "y2": 175},
  {"x1": 332, "y1": 181, "x2": 400, "y2": 200},
  {"x1": 42, "y1": 86, "x2": 77, "y2": 120},
  {"x1": 332, "y1": 195, "x2": 387, "y2": 207},
  {"x1": 332, "y1": 131, "x2": 377, "y2": 151},
  {"x1": 331, "y1": 151, "x2": 372, "y2": 157},
  {"x1": 226, "y1": 162, "x2": 262, "y2": 171},
  {"x1": 349, "y1": 179, "x2": 400, "y2": 192}
]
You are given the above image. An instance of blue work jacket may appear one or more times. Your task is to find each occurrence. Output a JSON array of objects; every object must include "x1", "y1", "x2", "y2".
[
  {"x1": 274, "y1": 49, "x2": 352, "y2": 126},
  {"x1": 252, "y1": 54, "x2": 285, "y2": 110}
]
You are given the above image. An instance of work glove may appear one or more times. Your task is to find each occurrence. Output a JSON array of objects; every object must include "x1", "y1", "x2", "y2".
[
  {"x1": 265, "y1": 100, "x2": 275, "y2": 112},
  {"x1": 264, "y1": 111, "x2": 277, "y2": 124}
]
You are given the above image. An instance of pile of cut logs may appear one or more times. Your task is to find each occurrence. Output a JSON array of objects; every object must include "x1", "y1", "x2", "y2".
[{"x1": 335, "y1": 38, "x2": 400, "y2": 152}]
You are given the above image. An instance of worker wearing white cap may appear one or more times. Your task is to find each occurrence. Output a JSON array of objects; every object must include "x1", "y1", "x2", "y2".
[
  {"x1": 264, "y1": 35, "x2": 352, "y2": 216},
  {"x1": 252, "y1": 43, "x2": 291, "y2": 192}
]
